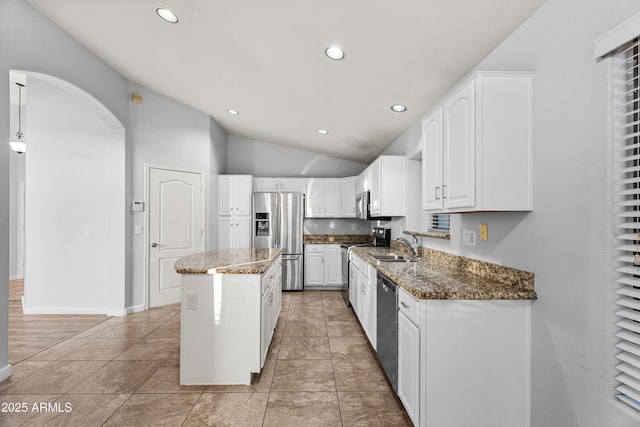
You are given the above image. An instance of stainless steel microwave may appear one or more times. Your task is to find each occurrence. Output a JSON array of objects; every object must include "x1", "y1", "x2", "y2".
[{"x1": 355, "y1": 191, "x2": 370, "y2": 220}]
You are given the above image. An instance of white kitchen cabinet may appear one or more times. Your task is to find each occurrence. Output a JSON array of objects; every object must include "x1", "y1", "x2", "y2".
[
  {"x1": 218, "y1": 175, "x2": 252, "y2": 249},
  {"x1": 304, "y1": 244, "x2": 341, "y2": 288},
  {"x1": 349, "y1": 253, "x2": 376, "y2": 350},
  {"x1": 340, "y1": 177, "x2": 357, "y2": 217},
  {"x1": 398, "y1": 289, "x2": 420, "y2": 426},
  {"x1": 422, "y1": 71, "x2": 533, "y2": 213},
  {"x1": 217, "y1": 216, "x2": 251, "y2": 249},
  {"x1": 357, "y1": 166, "x2": 372, "y2": 194},
  {"x1": 306, "y1": 177, "x2": 355, "y2": 218},
  {"x1": 254, "y1": 177, "x2": 306, "y2": 193},
  {"x1": 219, "y1": 175, "x2": 252, "y2": 216},
  {"x1": 364, "y1": 279, "x2": 377, "y2": 350},
  {"x1": 260, "y1": 281, "x2": 273, "y2": 367},
  {"x1": 306, "y1": 178, "x2": 340, "y2": 217},
  {"x1": 369, "y1": 156, "x2": 406, "y2": 217},
  {"x1": 304, "y1": 245, "x2": 324, "y2": 286},
  {"x1": 324, "y1": 244, "x2": 342, "y2": 286}
]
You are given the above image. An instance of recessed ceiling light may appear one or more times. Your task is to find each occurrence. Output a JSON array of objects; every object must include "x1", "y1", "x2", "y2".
[
  {"x1": 156, "y1": 8, "x2": 178, "y2": 23},
  {"x1": 325, "y1": 46, "x2": 345, "y2": 60},
  {"x1": 227, "y1": 109, "x2": 239, "y2": 115},
  {"x1": 317, "y1": 129, "x2": 328, "y2": 135},
  {"x1": 391, "y1": 104, "x2": 407, "y2": 112}
]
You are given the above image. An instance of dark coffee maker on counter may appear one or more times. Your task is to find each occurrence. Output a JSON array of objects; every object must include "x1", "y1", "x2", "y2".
[{"x1": 372, "y1": 226, "x2": 391, "y2": 247}]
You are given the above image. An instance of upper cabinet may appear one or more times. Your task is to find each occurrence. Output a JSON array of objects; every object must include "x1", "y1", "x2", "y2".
[
  {"x1": 422, "y1": 72, "x2": 533, "y2": 213},
  {"x1": 218, "y1": 175, "x2": 252, "y2": 249},
  {"x1": 306, "y1": 177, "x2": 356, "y2": 218},
  {"x1": 254, "y1": 177, "x2": 306, "y2": 193},
  {"x1": 219, "y1": 175, "x2": 252, "y2": 216},
  {"x1": 340, "y1": 177, "x2": 357, "y2": 217},
  {"x1": 369, "y1": 155, "x2": 406, "y2": 217}
]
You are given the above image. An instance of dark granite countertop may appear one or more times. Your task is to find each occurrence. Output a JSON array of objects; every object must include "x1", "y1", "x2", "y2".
[
  {"x1": 175, "y1": 248, "x2": 282, "y2": 275},
  {"x1": 350, "y1": 245, "x2": 536, "y2": 301}
]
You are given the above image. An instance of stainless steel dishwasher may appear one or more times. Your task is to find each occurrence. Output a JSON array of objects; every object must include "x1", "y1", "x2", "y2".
[{"x1": 376, "y1": 271, "x2": 398, "y2": 393}]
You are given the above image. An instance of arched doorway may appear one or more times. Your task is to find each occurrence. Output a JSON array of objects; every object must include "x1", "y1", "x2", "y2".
[{"x1": 9, "y1": 71, "x2": 126, "y2": 315}]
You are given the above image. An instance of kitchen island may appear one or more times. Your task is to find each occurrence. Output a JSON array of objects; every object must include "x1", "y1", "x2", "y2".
[{"x1": 175, "y1": 248, "x2": 282, "y2": 385}]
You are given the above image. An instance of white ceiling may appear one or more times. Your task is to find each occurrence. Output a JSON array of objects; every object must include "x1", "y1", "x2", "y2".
[{"x1": 25, "y1": 0, "x2": 546, "y2": 163}]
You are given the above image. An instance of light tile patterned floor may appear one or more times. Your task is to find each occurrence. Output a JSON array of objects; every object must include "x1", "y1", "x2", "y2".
[{"x1": 1, "y1": 285, "x2": 411, "y2": 426}]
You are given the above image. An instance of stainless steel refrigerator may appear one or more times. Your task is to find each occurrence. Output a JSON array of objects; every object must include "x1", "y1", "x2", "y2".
[{"x1": 252, "y1": 192, "x2": 304, "y2": 291}]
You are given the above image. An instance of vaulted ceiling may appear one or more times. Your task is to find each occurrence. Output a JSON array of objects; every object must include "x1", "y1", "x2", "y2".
[{"x1": 25, "y1": 0, "x2": 547, "y2": 163}]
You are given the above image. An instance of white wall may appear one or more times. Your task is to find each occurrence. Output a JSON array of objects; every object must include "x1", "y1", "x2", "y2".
[
  {"x1": 128, "y1": 83, "x2": 226, "y2": 308},
  {"x1": 208, "y1": 117, "x2": 228, "y2": 250},
  {"x1": 383, "y1": 0, "x2": 640, "y2": 425},
  {"x1": 0, "y1": 0, "x2": 130, "y2": 378},
  {"x1": 8, "y1": 99, "x2": 25, "y2": 280},
  {"x1": 23, "y1": 75, "x2": 126, "y2": 314},
  {"x1": 227, "y1": 135, "x2": 367, "y2": 177}
]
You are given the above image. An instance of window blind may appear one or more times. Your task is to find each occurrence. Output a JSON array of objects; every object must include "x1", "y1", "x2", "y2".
[
  {"x1": 614, "y1": 37, "x2": 640, "y2": 413},
  {"x1": 428, "y1": 213, "x2": 450, "y2": 232}
]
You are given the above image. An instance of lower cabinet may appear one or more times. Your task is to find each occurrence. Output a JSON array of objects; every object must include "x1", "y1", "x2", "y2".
[
  {"x1": 304, "y1": 244, "x2": 341, "y2": 288},
  {"x1": 398, "y1": 309, "x2": 420, "y2": 425},
  {"x1": 395, "y1": 286, "x2": 531, "y2": 427},
  {"x1": 349, "y1": 254, "x2": 377, "y2": 351}
]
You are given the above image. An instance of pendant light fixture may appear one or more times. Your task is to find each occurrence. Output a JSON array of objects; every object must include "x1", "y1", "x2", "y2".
[{"x1": 9, "y1": 82, "x2": 26, "y2": 154}]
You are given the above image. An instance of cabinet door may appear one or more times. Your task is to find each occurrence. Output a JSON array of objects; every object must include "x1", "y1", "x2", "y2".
[
  {"x1": 233, "y1": 216, "x2": 251, "y2": 249},
  {"x1": 218, "y1": 175, "x2": 234, "y2": 216},
  {"x1": 349, "y1": 265, "x2": 358, "y2": 308},
  {"x1": 323, "y1": 179, "x2": 341, "y2": 217},
  {"x1": 398, "y1": 310, "x2": 420, "y2": 426},
  {"x1": 369, "y1": 158, "x2": 381, "y2": 215},
  {"x1": 305, "y1": 252, "x2": 324, "y2": 286},
  {"x1": 324, "y1": 245, "x2": 342, "y2": 286},
  {"x1": 261, "y1": 288, "x2": 271, "y2": 368},
  {"x1": 422, "y1": 110, "x2": 444, "y2": 211},
  {"x1": 443, "y1": 81, "x2": 476, "y2": 209},
  {"x1": 306, "y1": 178, "x2": 325, "y2": 217},
  {"x1": 340, "y1": 177, "x2": 357, "y2": 217},
  {"x1": 365, "y1": 281, "x2": 377, "y2": 350},
  {"x1": 280, "y1": 178, "x2": 306, "y2": 193},
  {"x1": 217, "y1": 217, "x2": 233, "y2": 249},
  {"x1": 354, "y1": 270, "x2": 366, "y2": 324},
  {"x1": 234, "y1": 175, "x2": 253, "y2": 215},
  {"x1": 255, "y1": 177, "x2": 279, "y2": 192}
]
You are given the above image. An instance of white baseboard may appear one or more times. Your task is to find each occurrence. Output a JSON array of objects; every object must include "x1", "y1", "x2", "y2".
[
  {"x1": 21, "y1": 303, "x2": 147, "y2": 317},
  {"x1": 0, "y1": 364, "x2": 12, "y2": 382},
  {"x1": 107, "y1": 304, "x2": 145, "y2": 317},
  {"x1": 22, "y1": 305, "x2": 109, "y2": 315},
  {"x1": 9, "y1": 275, "x2": 22, "y2": 281},
  {"x1": 125, "y1": 304, "x2": 146, "y2": 315}
]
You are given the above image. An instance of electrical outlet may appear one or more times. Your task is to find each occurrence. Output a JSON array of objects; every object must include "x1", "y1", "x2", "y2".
[
  {"x1": 463, "y1": 229, "x2": 476, "y2": 247},
  {"x1": 351, "y1": 224, "x2": 356, "y2": 231},
  {"x1": 186, "y1": 294, "x2": 198, "y2": 310},
  {"x1": 85, "y1": 227, "x2": 94, "y2": 238},
  {"x1": 313, "y1": 223, "x2": 318, "y2": 231}
]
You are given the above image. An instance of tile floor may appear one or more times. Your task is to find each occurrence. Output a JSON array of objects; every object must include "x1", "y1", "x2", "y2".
[{"x1": 1, "y1": 283, "x2": 411, "y2": 426}]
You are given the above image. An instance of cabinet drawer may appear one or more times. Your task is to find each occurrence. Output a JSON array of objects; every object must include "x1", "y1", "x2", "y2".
[
  {"x1": 305, "y1": 244, "x2": 325, "y2": 253},
  {"x1": 398, "y1": 287, "x2": 420, "y2": 324}
]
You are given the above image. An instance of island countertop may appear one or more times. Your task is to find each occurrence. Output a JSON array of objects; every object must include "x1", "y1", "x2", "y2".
[
  {"x1": 351, "y1": 246, "x2": 536, "y2": 300},
  {"x1": 175, "y1": 248, "x2": 282, "y2": 275}
]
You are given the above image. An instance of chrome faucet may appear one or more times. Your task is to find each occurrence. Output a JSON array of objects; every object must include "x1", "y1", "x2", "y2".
[{"x1": 394, "y1": 237, "x2": 418, "y2": 258}]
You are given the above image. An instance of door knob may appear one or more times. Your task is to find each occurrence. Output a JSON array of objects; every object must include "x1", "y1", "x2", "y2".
[{"x1": 151, "y1": 243, "x2": 158, "y2": 248}]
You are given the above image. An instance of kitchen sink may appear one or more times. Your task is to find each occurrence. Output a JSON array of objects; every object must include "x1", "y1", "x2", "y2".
[{"x1": 371, "y1": 254, "x2": 416, "y2": 262}]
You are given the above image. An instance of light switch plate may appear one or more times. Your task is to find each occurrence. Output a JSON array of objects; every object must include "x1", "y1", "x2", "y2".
[
  {"x1": 480, "y1": 223, "x2": 488, "y2": 241},
  {"x1": 186, "y1": 294, "x2": 198, "y2": 310},
  {"x1": 463, "y1": 229, "x2": 476, "y2": 247}
]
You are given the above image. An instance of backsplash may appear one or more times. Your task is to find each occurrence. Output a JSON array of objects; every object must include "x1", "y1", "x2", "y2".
[{"x1": 303, "y1": 218, "x2": 371, "y2": 235}]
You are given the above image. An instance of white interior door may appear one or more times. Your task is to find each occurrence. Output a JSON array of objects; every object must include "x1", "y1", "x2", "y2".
[{"x1": 148, "y1": 166, "x2": 204, "y2": 307}]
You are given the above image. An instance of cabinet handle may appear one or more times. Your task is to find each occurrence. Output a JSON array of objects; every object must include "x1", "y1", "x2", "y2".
[
  {"x1": 401, "y1": 301, "x2": 410, "y2": 309},
  {"x1": 435, "y1": 187, "x2": 440, "y2": 200},
  {"x1": 442, "y1": 185, "x2": 447, "y2": 199}
]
